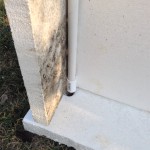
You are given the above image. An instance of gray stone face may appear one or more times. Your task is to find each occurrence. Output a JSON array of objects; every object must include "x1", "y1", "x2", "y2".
[{"x1": 4, "y1": 0, "x2": 67, "y2": 125}]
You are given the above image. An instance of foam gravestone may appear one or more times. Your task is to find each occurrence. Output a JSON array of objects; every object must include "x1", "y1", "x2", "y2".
[{"x1": 4, "y1": 0, "x2": 67, "y2": 125}]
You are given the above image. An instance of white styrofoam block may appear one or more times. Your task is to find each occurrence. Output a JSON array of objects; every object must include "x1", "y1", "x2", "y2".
[
  {"x1": 5, "y1": 0, "x2": 66, "y2": 125},
  {"x1": 23, "y1": 88, "x2": 150, "y2": 150}
]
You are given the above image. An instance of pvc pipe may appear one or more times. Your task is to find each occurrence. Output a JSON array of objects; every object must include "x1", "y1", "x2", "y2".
[{"x1": 67, "y1": 0, "x2": 79, "y2": 94}]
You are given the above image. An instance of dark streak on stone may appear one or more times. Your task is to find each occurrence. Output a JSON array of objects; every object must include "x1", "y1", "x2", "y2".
[{"x1": 39, "y1": 17, "x2": 67, "y2": 118}]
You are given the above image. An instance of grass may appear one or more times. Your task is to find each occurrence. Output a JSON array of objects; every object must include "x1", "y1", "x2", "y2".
[{"x1": 0, "y1": 0, "x2": 74, "y2": 149}]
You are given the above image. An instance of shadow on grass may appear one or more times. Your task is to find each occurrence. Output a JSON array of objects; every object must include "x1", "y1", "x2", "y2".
[{"x1": 0, "y1": 0, "x2": 75, "y2": 149}]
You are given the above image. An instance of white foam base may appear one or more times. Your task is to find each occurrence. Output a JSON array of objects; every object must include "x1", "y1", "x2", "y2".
[{"x1": 23, "y1": 88, "x2": 150, "y2": 150}]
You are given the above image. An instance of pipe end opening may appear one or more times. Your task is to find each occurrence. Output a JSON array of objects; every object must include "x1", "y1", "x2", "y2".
[{"x1": 66, "y1": 91, "x2": 75, "y2": 97}]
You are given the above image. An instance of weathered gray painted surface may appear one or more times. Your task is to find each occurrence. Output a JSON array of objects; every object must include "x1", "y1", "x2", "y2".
[{"x1": 4, "y1": 0, "x2": 66, "y2": 125}]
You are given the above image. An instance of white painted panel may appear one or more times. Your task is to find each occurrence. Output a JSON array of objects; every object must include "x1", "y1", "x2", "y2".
[{"x1": 77, "y1": 0, "x2": 150, "y2": 111}]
